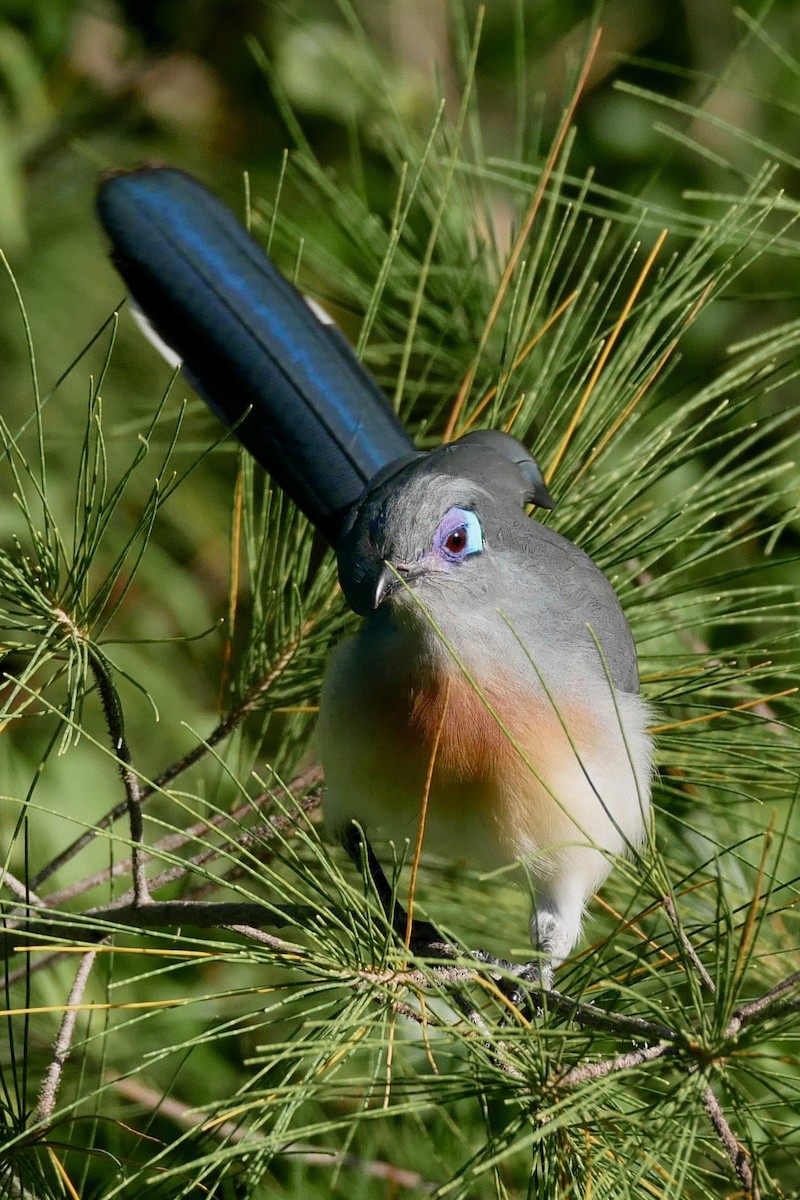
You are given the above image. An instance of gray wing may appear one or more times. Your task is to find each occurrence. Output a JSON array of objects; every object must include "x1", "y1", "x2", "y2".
[{"x1": 503, "y1": 516, "x2": 640, "y2": 694}]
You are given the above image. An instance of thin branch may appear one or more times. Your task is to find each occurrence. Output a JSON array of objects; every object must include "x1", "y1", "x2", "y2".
[
  {"x1": 11, "y1": 887, "x2": 800, "y2": 1095},
  {"x1": 139, "y1": 628, "x2": 302, "y2": 791},
  {"x1": 224, "y1": 924, "x2": 306, "y2": 953},
  {"x1": 9, "y1": 897, "x2": 681, "y2": 1049},
  {"x1": 2, "y1": 793, "x2": 323, "y2": 989},
  {"x1": 86, "y1": 647, "x2": 149, "y2": 905},
  {"x1": 0, "y1": 871, "x2": 44, "y2": 907},
  {"x1": 4, "y1": 900, "x2": 321, "y2": 953},
  {"x1": 728, "y1": 968, "x2": 800, "y2": 1033},
  {"x1": 386, "y1": 995, "x2": 443, "y2": 1028},
  {"x1": 742, "y1": 991, "x2": 800, "y2": 1026},
  {"x1": 4, "y1": 948, "x2": 63, "y2": 990},
  {"x1": 702, "y1": 1083, "x2": 759, "y2": 1200},
  {"x1": 555, "y1": 1042, "x2": 670, "y2": 1088},
  {"x1": 34, "y1": 949, "x2": 98, "y2": 1126},
  {"x1": 357, "y1": 963, "x2": 679, "y2": 1044},
  {"x1": 138, "y1": 791, "x2": 322, "y2": 898},
  {"x1": 72, "y1": 899, "x2": 322, "y2": 936},
  {"x1": 525, "y1": 986, "x2": 677, "y2": 1043},
  {"x1": 31, "y1": 639, "x2": 313, "y2": 890},
  {"x1": 109, "y1": 1074, "x2": 437, "y2": 1192},
  {"x1": 45, "y1": 786, "x2": 321, "y2": 909},
  {"x1": 10, "y1": 893, "x2": 685, "y2": 1049}
]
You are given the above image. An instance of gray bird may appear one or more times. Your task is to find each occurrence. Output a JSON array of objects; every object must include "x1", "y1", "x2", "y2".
[
  {"x1": 98, "y1": 168, "x2": 652, "y2": 982},
  {"x1": 320, "y1": 431, "x2": 652, "y2": 973}
]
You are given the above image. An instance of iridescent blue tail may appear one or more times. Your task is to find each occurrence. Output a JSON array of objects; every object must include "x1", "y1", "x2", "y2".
[{"x1": 96, "y1": 167, "x2": 414, "y2": 543}]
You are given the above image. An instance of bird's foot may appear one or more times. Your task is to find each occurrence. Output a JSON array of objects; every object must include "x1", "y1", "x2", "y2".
[
  {"x1": 471, "y1": 950, "x2": 553, "y2": 1018},
  {"x1": 504, "y1": 959, "x2": 553, "y2": 1014}
]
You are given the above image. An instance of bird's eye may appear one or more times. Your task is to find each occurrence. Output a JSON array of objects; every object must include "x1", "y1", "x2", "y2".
[
  {"x1": 435, "y1": 507, "x2": 483, "y2": 561},
  {"x1": 445, "y1": 527, "x2": 467, "y2": 554}
]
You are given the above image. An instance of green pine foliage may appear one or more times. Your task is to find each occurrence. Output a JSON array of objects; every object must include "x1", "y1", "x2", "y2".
[{"x1": 1, "y1": 6, "x2": 798, "y2": 1198}]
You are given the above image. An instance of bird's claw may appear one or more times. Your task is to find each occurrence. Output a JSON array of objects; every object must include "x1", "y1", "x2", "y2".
[
  {"x1": 503, "y1": 960, "x2": 553, "y2": 1015},
  {"x1": 470, "y1": 950, "x2": 553, "y2": 1018}
]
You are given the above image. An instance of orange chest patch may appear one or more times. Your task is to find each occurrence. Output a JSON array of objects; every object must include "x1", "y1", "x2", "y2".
[{"x1": 404, "y1": 670, "x2": 533, "y2": 782}]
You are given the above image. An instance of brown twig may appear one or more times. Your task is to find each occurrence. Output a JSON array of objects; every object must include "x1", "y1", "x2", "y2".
[
  {"x1": 0, "y1": 871, "x2": 45, "y2": 907},
  {"x1": 5, "y1": 900, "x2": 325, "y2": 957},
  {"x1": 44, "y1": 784, "x2": 321, "y2": 909},
  {"x1": 9, "y1": 888, "x2": 711, "y2": 1055},
  {"x1": 223, "y1": 924, "x2": 306, "y2": 953},
  {"x1": 2, "y1": 790, "x2": 322, "y2": 988},
  {"x1": 109, "y1": 1073, "x2": 437, "y2": 1192},
  {"x1": 555, "y1": 1042, "x2": 670, "y2": 1088},
  {"x1": 87, "y1": 648, "x2": 149, "y2": 906},
  {"x1": 702, "y1": 1082, "x2": 759, "y2": 1199},
  {"x1": 727, "y1": 967, "x2": 800, "y2": 1035},
  {"x1": 357, "y1": 962, "x2": 678, "y2": 1045},
  {"x1": 34, "y1": 949, "x2": 98, "y2": 1126},
  {"x1": 11, "y1": 898, "x2": 681, "y2": 1049}
]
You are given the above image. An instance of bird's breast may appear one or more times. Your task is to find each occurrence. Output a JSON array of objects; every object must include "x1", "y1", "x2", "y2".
[
  {"x1": 318, "y1": 626, "x2": 650, "y2": 873},
  {"x1": 405, "y1": 668, "x2": 535, "y2": 783}
]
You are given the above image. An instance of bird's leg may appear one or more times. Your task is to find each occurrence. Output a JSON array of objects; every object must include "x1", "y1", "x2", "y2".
[
  {"x1": 458, "y1": 887, "x2": 569, "y2": 1014},
  {"x1": 341, "y1": 826, "x2": 501, "y2": 1031},
  {"x1": 471, "y1": 897, "x2": 570, "y2": 1015},
  {"x1": 531, "y1": 889, "x2": 582, "y2": 982},
  {"x1": 340, "y1": 825, "x2": 450, "y2": 956},
  {"x1": 492, "y1": 895, "x2": 577, "y2": 1010},
  {"x1": 340, "y1": 827, "x2": 558, "y2": 1031}
]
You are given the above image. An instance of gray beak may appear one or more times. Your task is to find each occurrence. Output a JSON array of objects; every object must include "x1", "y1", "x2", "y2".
[
  {"x1": 373, "y1": 562, "x2": 399, "y2": 609},
  {"x1": 373, "y1": 561, "x2": 423, "y2": 608}
]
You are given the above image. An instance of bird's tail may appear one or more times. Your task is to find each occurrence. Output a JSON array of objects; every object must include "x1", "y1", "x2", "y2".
[{"x1": 96, "y1": 166, "x2": 414, "y2": 544}]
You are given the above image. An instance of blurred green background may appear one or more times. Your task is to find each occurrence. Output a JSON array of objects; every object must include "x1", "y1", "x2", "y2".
[{"x1": 7, "y1": 0, "x2": 800, "y2": 403}]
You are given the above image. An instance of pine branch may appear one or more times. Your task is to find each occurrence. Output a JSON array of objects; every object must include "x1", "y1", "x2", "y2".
[
  {"x1": 85, "y1": 643, "x2": 149, "y2": 905},
  {"x1": 30, "y1": 635, "x2": 318, "y2": 891},
  {"x1": 702, "y1": 1082, "x2": 759, "y2": 1199},
  {"x1": 33, "y1": 949, "x2": 98, "y2": 1128}
]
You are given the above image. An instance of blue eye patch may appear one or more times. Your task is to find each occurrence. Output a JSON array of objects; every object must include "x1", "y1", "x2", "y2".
[{"x1": 434, "y1": 507, "x2": 483, "y2": 561}]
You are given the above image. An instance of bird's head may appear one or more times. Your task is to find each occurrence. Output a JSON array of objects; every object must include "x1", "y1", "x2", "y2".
[{"x1": 336, "y1": 430, "x2": 554, "y2": 618}]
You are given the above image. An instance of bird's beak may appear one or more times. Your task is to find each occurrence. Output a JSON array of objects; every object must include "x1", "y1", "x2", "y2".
[
  {"x1": 376, "y1": 554, "x2": 431, "y2": 604},
  {"x1": 373, "y1": 562, "x2": 398, "y2": 609},
  {"x1": 373, "y1": 561, "x2": 421, "y2": 609}
]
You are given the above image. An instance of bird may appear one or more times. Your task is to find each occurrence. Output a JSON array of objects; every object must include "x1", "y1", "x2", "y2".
[{"x1": 97, "y1": 166, "x2": 652, "y2": 981}]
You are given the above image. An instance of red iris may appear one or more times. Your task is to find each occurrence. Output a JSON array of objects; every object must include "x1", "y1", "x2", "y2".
[{"x1": 444, "y1": 526, "x2": 467, "y2": 554}]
